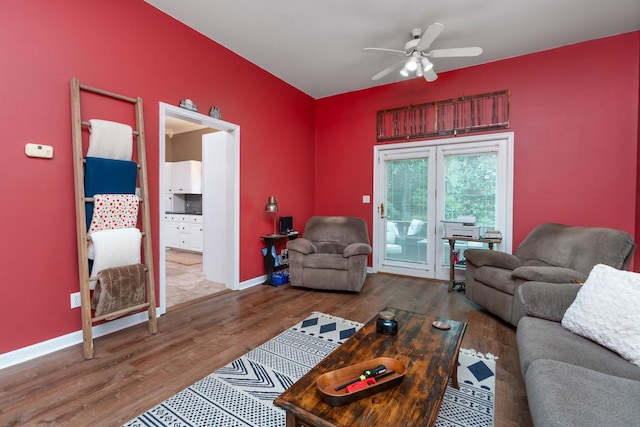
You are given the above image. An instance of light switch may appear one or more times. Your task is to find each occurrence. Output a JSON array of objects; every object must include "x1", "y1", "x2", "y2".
[
  {"x1": 25, "y1": 143, "x2": 53, "y2": 159},
  {"x1": 362, "y1": 195, "x2": 371, "y2": 203}
]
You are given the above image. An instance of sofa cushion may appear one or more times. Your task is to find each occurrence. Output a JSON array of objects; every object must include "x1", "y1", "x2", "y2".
[
  {"x1": 475, "y1": 266, "x2": 517, "y2": 294},
  {"x1": 464, "y1": 248, "x2": 523, "y2": 270},
  {"x1": 302, "y1": 253, "x2": 349, "y2": 270},
  {"x1": 512, "y1": 265, "x2": 587, "y2": 283},
  {"x1": 315, "y1": 242, "x2": 346, "y2": 254},
  {"x1": 515, "y1": 223, "x2": 635, "y2": 272},
  {"x1": 525, "y1": 359, "x2": 640, "y2": 427},
  {"x1": 517, "y1": 316, "x2": 640, "y2": 381},
  {"x1": 562, "y1": 264, "x2": 640, "y2": 366}
]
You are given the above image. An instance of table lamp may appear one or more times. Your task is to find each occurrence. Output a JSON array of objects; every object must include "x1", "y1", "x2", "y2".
[{"x1": 264, "y1": 196, "x2": 278, "y2": 234}]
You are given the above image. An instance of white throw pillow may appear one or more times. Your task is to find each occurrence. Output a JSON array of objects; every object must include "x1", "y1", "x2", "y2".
[{"x1": 561, "y1": 264, "x2": 640, "y2": 366}]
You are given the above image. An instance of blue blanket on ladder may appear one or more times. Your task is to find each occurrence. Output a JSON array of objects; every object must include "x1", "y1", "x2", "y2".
[{"x1": 84, "y1": 157, "x2": 137, "y2": 230}]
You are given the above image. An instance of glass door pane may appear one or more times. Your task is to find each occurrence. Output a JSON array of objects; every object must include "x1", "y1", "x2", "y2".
[
  {"x1": 379, "y1": 149, "x2": 437, "y2": 280},
  {"x1": 441, "y1": 151, "x2": 498, "y2": 269},
  {"x1": 385, "y1": 158, "x2": 429, "y2": 264}
]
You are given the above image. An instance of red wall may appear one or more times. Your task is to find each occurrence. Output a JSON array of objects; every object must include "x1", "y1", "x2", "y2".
[
  {"x1": 0, "y1": 1, "x2": 316, "y2": 354},
  {"x1": 316, "y1": 32, "x2": 640, "y2": 252},
  {"x1": 0, "y1": 1, "x2": 638, "y2": 357}
]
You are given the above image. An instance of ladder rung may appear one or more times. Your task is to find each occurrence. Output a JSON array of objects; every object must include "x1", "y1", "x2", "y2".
[
  {"x1": 81, "y1": 120, "x2": 140, "y2": 136},
  {"x1": 84, "y1": 196, "x2": 143, "y2": 203},
  {"x1": 86, "y1": 231, "x2": 147, "y2": 243},
  {"x1": 86, "y1": 265, "x2": 148, "y2": 282},
  {"x1": 92, "y1": 302, "x2": 150, "y2": 322},
  {"x1": 82, "y1": 158, "x2": 142, "y2": 169}
]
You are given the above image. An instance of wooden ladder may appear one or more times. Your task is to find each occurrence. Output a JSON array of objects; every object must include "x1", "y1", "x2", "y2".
[{"x1": 70, "y1": 77, "x2": 157, "y2": 359}]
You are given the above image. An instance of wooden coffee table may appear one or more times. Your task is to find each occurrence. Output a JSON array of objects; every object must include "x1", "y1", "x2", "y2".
[{"x1": 274, "y1": 308, "x2": 467, "y2": 427}]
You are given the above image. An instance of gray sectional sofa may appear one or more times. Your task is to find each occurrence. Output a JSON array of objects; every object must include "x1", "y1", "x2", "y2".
[{"x1": 516, "y1": 281, "x2": 640, "y2": 426}]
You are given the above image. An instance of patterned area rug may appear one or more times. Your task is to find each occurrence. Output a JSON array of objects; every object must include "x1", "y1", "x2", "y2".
[{"x1": 124, "y1": 312, "x2": 496, "y2": 427}]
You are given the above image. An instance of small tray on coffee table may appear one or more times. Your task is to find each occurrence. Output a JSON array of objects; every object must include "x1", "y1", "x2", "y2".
[{"x1": 316, "y1": 357, "x2": 406, "y2": 406}]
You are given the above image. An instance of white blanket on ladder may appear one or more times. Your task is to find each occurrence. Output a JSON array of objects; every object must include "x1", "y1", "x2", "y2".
[{"x1": 87, "y1": 119, "x2": 133, "y2": 161}]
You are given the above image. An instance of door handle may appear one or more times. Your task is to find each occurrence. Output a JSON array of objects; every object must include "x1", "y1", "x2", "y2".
[{"x1": 380, "y1": 203, "x2": 386, "y2": 219}]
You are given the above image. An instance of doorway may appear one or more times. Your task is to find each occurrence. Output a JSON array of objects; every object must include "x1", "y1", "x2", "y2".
[
  {"x1": 372, "y1": 132, "x2": 514, "y2": 281},
  {"x1": 158, "y1": 103, "x2": 240, "y2": 315}
]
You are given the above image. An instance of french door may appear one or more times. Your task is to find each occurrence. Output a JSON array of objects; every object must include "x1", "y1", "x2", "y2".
[
  {"x1": 373, "y1": 133, "x2": 513, "y2": 280},
  {"x1": 376, "y1": 146, "x2": 437, "y2": 278}
]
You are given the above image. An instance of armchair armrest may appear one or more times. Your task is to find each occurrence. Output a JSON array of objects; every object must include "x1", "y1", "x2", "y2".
[
  {"x1": 517, "y1": 281, "x2": 582, "y2": 322},
  {"x1": 512, "y1": 266, "x2": 587, "y2": 283},
  {"x1": 287, "y1": 238, "x2": 317, "y2": 255},
  {"x1": 343, "y1": 242, "x2": 372, "y2": 257},
  {"x1": 464, "y1": 249, "x2": 523, "y2": 270}
]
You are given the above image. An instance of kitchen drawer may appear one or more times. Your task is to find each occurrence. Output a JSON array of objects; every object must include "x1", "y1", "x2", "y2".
[
  {"x1": 187, "y1": 215, "x2": 203, "y2": 224},
  {"x1": 166, "y1": 214, "x2": 181, "y2": 222}
]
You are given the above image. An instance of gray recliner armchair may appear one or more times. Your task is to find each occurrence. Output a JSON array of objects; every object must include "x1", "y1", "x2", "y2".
[
  {"x1": 464, "y1": 223, "x2": 636, "y2": 326},
  {"x1": 287, "y1": 216, "x2": 372, "y2": 292}
]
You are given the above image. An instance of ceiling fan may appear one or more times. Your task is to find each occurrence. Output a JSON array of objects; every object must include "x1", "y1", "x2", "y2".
[{"x1": 363, "y1": 23, "x2": 483, "y2": 82}]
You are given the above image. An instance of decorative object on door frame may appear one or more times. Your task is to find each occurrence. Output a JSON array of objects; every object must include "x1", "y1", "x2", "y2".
[
  {"x1": 376, "y1": 90, "x2": 510, "y2": 142},
  {"x1": 209, "y1": 106, "x2": 222, "y2": 119},
  {"x1": 179, "y1": 99, "x2": 198, "y2": 112}
]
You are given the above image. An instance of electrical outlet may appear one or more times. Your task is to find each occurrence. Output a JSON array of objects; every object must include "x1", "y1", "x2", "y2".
[{"x1": 70, "y1": 292, "x2": 81, "y2": 309}]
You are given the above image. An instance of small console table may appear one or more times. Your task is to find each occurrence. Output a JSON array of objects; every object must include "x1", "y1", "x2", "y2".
[
  {"x1": 261, "y1": 232, "x2": 298, "y2": 286},
  {"x1": 442, "y1": 236, "x2": 502, "y2": 292}
]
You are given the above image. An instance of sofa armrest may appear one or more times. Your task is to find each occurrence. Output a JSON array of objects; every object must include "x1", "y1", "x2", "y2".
[
  {"x1": 517, "y1": 281, "x2": 582, "y2": 322},
  {"x1": 287, "y1": 238, "x2": 317, "y2": 255},
  {"x1": 464, "y1": 249, "x2": 523, "y2": 270},
  {"x1": 512, "y1": 266, "x2": 587, "y2": 283},
  {"x1": 343, "y1": 242, "x2": 372, "y2": 257}
]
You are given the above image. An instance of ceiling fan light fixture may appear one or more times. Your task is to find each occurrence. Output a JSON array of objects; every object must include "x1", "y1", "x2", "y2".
[
  {"x1": 367, "y1": 23, "x2": 479, "y2": 84},
  {"x1": 406, "y1": 56, "x2": 418, "y2": 71},
  {"x1": 421, "y1": 58, "x2": 434, "y2": 72}
]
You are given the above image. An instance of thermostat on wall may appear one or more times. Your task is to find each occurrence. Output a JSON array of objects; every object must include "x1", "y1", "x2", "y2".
[{"x1": 25, "y1": 143, "x2": 54, "y2": 159}]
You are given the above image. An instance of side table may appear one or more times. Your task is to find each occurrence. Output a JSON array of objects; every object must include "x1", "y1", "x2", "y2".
[
  {"x1": 261, "y1": 232, "x2": 298, "y2": 286},
  {"x1": 442, "y1": 236, "x2": 502, "y2": 292}
]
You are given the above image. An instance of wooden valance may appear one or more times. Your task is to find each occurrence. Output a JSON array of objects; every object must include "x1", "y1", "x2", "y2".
[{"x1": 376, "y1": 90, "x2": 510, "y2": 142}]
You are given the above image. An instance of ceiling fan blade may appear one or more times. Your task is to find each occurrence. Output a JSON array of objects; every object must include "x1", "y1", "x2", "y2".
[
  {"x1": 424, "y1": 67, "x2": 438, "y2": 82},
  {"x1": 363, "y1": 47, "x2": 407, "y2": 55},
  {"x1": 416, "y1": 23, "x2": 444, "y2": 50},
  {"x1": 372, "y1": 61, "x2": 406, "y2": 80},
  {"x1": 430, "y1": 47, "x2": 483, "y2": 58}
]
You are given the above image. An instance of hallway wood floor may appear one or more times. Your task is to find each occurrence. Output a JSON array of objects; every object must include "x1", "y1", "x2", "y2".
[{"x1": 0, "y1": 274, "x2": 532, "y2": 427}]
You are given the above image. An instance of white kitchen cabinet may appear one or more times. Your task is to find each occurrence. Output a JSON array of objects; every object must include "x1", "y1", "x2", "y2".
[
  {"x1": 178, "y1": 231, "x2": 190, "y2": 249},
  {"x1": 172, "y1": 160, "x2": 202, "y2": 194},
  {"x1": 165, "y1": 193, "x2": 185, "y2": 213},
  {"x1": 165, "y1": 214, "x2": 203, "y2": 253},
  {"x1": 165, "y1": 215, "x2": 181, "y2": 248},
  {"x1": 189, "y1": 223, "x2": 203, "y2": 252}
]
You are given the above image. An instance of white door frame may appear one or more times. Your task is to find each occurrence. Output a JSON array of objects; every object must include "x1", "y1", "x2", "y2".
[
  {"x1": 158, "y1": 103, "x2": 240, "y2": 315},
  {"x1": 374, "y1": 146, "x2": 437, "y2": 279},
  {"x1": 372, "y1": 132, "x2": 514, "y2": 280}
]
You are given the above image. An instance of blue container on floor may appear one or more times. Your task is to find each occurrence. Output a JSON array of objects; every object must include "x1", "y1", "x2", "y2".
[{"x1": 271, "y1": 273, "x2": 289, "y2": 285}]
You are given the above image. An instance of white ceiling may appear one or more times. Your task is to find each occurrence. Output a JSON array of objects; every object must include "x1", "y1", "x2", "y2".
[{"x1": 145, "y1": 0, "x2": 640, "y2": 99}]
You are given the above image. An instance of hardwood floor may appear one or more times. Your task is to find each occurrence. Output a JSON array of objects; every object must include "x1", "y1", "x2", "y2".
[{"x1": 0, "y1": 274, "x2": 532, "y2": 427}]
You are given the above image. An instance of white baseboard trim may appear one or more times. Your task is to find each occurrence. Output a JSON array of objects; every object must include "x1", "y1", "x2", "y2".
[
  {"x1": 0, "y1": 308, "x2": 163, "y2": 370},
  {"x1": 239, "y1": 275, "x2": 266, "y2": 290},
  {"x1": 2, "y1": 269, "x2": 368, "y2": 370},
  {"x1": 0, "y1": 275, "x2": 268, "y2": 370}
]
